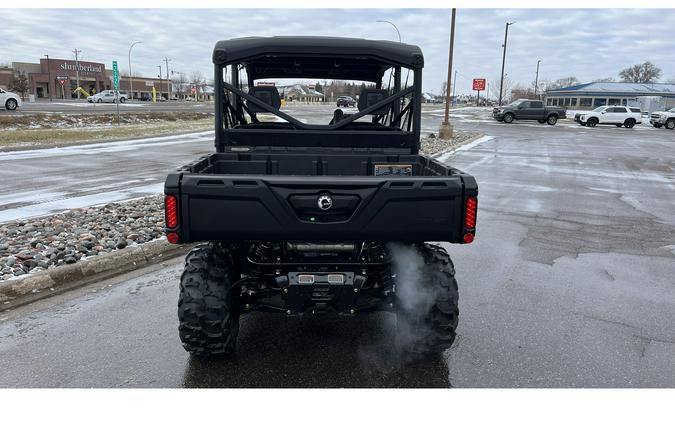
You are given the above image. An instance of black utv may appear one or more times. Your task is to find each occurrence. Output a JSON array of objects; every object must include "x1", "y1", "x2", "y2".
[{"x1": 164, "y1": 37, "x2": 478, "y2": 357}]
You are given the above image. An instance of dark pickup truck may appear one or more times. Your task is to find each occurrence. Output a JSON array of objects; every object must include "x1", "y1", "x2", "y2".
[
  {"x1": 164, "y1": 37, "x2": 478, "y2": 358},
  {"x1": 493, "y1": 99, "x2": 566, "y2": 125}
]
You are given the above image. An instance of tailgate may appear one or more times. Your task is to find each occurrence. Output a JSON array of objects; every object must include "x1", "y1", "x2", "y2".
[{"x1": 166, "y1": 173, "x2": 477, "y2": 243}]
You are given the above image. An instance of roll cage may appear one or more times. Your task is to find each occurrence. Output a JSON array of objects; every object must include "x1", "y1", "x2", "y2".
[{"x1": 213, "y1": 37, "x2": 424, "y2": 154}]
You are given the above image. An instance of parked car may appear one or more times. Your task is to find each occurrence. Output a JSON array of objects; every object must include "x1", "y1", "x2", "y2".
[
  {"x1": 336, "y1": 95, "x2": 356, "y2": 107},
  {"x1": 649, "y1": 107, "x2": 675, "y2": 129},
  {"x1": 574, "y1": 106, "x2": 642, "y2": 128},
  {"x1": 98, "y1": 90, "x2": 129, "y2": 102},
  {"x1": 492, "y1": 99, "x2": 566, "y2": 125},
  {"x1": 0, "y1": 87, "x2": 22, "y2": 111}
]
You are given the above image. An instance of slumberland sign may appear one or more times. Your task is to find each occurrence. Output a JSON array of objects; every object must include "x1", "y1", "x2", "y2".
[{"x1": 59, "y1": 62, "x2": 103, "y2": 74}]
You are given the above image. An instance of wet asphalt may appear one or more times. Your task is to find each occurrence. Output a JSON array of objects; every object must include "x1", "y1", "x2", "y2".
[{"x1": 1, "y1": 105, "x2": 674, "y2": 387}]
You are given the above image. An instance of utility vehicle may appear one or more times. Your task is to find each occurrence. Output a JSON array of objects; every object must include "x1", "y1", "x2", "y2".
[
  {"x1": 164, "y1": 37, "x2": 478, "y2": 357},
  {"x1": 574, "y1": 105, "x2": 642, "y2": 128}
]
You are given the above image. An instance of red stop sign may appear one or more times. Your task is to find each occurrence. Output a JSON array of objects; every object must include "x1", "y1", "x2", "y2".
[
  {"x1": 473, "y1": 78, "x2": 486, "y2": 91},
  {"x1": 58, "y1": 79, "x2": 66, "y2": 86}
]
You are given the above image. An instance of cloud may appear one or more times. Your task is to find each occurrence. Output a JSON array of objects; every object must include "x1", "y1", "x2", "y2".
[{"x1": 2, "y1": 8, "x2": 675, "y2": 94}]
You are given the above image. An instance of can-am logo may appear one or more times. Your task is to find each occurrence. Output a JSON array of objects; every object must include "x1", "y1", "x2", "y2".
[
  {"x1": 317, "y1": 194, "x2": 333, "y2": 211},
  {"x1": 60, "y1": 62, "x2": 102, "y2": 74}
]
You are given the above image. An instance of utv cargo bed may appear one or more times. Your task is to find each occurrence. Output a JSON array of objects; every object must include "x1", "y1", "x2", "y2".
[{"x1": 165, "y1": 151, "x2": 477, "y2": 243}]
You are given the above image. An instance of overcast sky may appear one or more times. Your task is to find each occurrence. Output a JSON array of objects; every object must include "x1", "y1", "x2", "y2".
[{"x1": 2, "y1": 8, "x2": 675, "y2": 95}]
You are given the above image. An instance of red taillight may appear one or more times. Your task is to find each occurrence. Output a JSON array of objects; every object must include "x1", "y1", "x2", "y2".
[
  {"x1": 165, "y1": 195, "x2": 178, "y2": 229},
  {"x1": 167, "y1": 232, "x2": 180, "y2": 244},
  {"x1": 463, "y1": 233, "x2": 474, "y2": 243},
  {"x1": 464, "y1": 196, "x2": 477, "y2": 229}
]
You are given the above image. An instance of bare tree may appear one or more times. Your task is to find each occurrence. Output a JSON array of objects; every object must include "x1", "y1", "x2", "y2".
[
  {"x1": 189, "y1": 71, "x2": 205, "y2": 100},
  {"x1": 593, "y1": 77, "x2": 616, "y2": 82},
  {"x1": 8, "y1": 71, "x2": 29, "y2": 100},
  {"x1": 172, "y1": 73, "x2": 188, "y2": 99},
  {"x1": 491, "y1": 76, "x2": 513, "y2": 102},
  {"x1": 440, "y1": 81, "x2": 448, "y2": 99},
  {"x1": 548, "y1": 76, "x2": 579, "y2": 90},
  {"x1": 619, "y1": 61, "x2": 662, "y2": 83}
]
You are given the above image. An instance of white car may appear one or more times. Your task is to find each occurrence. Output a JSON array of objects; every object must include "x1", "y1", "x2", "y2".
[
  {"x1": 0, "y1": 87, "x2": 22, "y2": 111},
  {"x1": 649, "y1": 107, "x2": 675, "y2": 130},
  {"x1": 87, "y1": 91, "x2": 119, "y2": 103},
  {"x1": 574, "y1": 106, "x2": 642, "y2": 128}
]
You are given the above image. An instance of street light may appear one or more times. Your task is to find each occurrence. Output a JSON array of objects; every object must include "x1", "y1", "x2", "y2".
[
  {"x1": 128, "y1": 41, "x2": 142, "y2": 100},
  {"x1": 498, "y1": 21, "x2": 515, "y2": 106},
  {"x1": 164, "y1": 57, "x2": 172, "y2": 100},
  {"x1": 157, "y1": 65, "x2": 163, "y2": 100},
  {"x1": 44, "y1": 54, "x2": 52, "y2": 102},
  {"x1": 375, "y1": 20, "x2": 401, "y2": 42},
  {"x1": 534, "y1": 59, "x2": 542, "y2": 98},
  {"x1": 439, "y1": 8, "x2": 457, "y2": 140}
]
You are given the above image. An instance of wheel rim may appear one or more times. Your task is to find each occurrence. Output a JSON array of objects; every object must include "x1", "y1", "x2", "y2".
[
  {"x1": 548, "y1": 116, "x2": 557, "y2": 124},
  {"x1": 504, "y1": 114, "x2": 513, "y2": 123},
  {"x1": 7, "y1": 100, "x2": 16, "y2": 110},
  {"x1": 667, "y1": 121, "x2": 675, "y2": 129}
]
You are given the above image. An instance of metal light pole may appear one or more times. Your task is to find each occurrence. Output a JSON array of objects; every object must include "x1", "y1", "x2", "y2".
[
  {"x1": 439, "y1": 8, "x2": 456, "y2": 140},
  {"x1": 157, "y1": 65, "x2": 163, "y2": 100},
  {"x1": 164, "y1": 57, "x2": 172, "y2": 100},
  {"x1": 73, "y1": 48, "x2": 82, "y2": 100},
  {"x1": 44, "y1": 54, "x2": 52, "y2": 102},
  {"x1": 498, "y1": 22, "x2": 515, "y2": 106},
  {"x1": 534, "y1": 59, "x2": 541, "y2": 98},
  {"x1": 128, "y1": 41, "x2": 142, "y2": 100},
  {"x1": 376, "y1": 20, "x2": 402, "y2": 42}
]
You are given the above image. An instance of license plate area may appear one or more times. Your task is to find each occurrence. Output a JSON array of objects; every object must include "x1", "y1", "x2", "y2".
[{"x1": 286, "y1": 272, "x2": 356, "y2": 315}]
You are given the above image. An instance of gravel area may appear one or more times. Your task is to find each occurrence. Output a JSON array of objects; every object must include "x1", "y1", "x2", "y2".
[
  {"x1": 421, "y1": 130, "x2": 482, "y2": 156},
  {"x1": 0, "y1": 129, "x2": 481, "y2": 282},
  {"x1": 0, "y1": 195, "x2": 165, "y2": 282}
]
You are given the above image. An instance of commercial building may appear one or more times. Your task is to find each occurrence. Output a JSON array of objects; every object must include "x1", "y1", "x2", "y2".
[
  {"x1": 0, "y1": 57, "x2": 168, "y2": 100},
  {"x1": 545, "y1": 82, "x2": 675, "y2": 110}
]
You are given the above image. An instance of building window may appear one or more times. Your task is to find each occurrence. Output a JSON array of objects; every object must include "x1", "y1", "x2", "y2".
[
  {"x1": 594, "y1": 98, "x2": 607, "y2": 107},
  {"x1": 580, "y1": 98, "x2": 592, "y2": 107},
  {"x1": 569, "y1": 98, "x2": 577, "y2": 107},
  {"x1": 608, "y1": 98, "x2": 622, "y2": 105},
  {"x1": 547, "y1": 98, "x2": 553, "y2": 106}
]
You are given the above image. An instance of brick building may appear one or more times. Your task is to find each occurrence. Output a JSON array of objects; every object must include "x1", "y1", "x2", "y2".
[{"x1": 1, "y1": 57, "x2": 167, "y2": 100}]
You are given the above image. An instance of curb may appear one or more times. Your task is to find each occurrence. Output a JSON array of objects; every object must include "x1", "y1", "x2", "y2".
[{"x1": 0, "y1": 239, "x2": 190, "y2": 311}]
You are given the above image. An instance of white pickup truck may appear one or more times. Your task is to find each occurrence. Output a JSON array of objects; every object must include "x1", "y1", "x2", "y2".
[
  {"x1": 574, "y1": 105, "x2": 642, "y2": 128},
  {"x1": 0, "y1": 87, "x2": 22, "y2": 111},
  {"x1": 649, "y1": 107, "x2": 675, "y2": 130}
]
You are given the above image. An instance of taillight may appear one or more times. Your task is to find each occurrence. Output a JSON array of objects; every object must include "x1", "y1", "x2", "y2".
[
  {"x1": 165, "y1": 195, "x2": 178, "y2": 229},
  {"x1": 167, "y1": 232, "x2": 180, "y2": 244},
  {"x1": 464, "y1": 196, "x2": 477, "y2": 229},
  {"x1": 463, "y1": 233, "x2": 475, "y2": 243}
]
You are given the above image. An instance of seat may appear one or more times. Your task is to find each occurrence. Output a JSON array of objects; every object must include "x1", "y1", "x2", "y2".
[
  {"x1": 246, "y1": 86, "x2": 281, "y2": 113},
  {"x1": 357, "y1": 88, "x2": 391, "y2": 116}
]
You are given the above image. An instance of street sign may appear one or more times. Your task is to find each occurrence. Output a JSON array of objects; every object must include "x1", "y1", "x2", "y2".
[
  {"x1": 112, "y1": 61, "x2": 120, "y2": 90},
  {"x1": 472, "y1": 78, "x2": 486, "y2": 91},
  {"x1": 58, "y1": 79, "x2": 66, "y2": 86}
]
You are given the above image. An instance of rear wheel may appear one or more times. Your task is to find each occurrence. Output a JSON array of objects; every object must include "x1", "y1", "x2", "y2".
[
  {"x1": 623, "y1": 118, "x2": 635, "y2": 128},
  {"x1": 120, "y1": 97, "x2": 126, "y2": 103},
  {"x1": 395, "y1": 243, "x2": 459, "y2": 357},
  {"x1": 178, "y1": 243, "x2": 240, "y2": 357},
  {"x1": 546, "y1": 114, "x2": 558, "y2": 125},
  {"x1": 5, "y1": 98, "x2": 17, "y2": 111},
  {"x1": 97, "y1": 99, "x2": 102, "y2": 103},
  {"x1": 666, "y1": 119, "x2": 675, "y2": 130},
  {"x1": 587, "y1": 117, "x2": 598, "y2": 127},
  {"x1": 502, "y1": 113, "x2": 514, "y2": 123}
]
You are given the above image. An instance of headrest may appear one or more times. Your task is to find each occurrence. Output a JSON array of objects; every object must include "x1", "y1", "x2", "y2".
[
  {"x1": 358, "y1": 88, "x2": 391, "y2": 115},
  {"x1": 247, "y1": 86, "x2": 281, "y2": 113}
]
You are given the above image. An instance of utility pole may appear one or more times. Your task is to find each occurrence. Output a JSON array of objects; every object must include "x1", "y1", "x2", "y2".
[
  {"x1": 439, "y1": 8, "x2": 456, "y2": 140},
  {"x1": 534, "y1": 59, "x2": 541, "y2": 98},
  {"x1": 498, "y1": 22, "x2": 515, "y2": 106},
  {"x1": 128, "y1": 41, "x2": 142, "y2": 100},
  {"x1": 44, "y1": 54, "x2": 52, "y2": 102},
  {"x1": 451, "y1": 69, "x2": 457, "y2": 106},
  {"x1": 164, "y1": 57, "x2": 172, "y2": 100},
  {"x1": 157, "y1": 65, "x2": 163, "y2": 100},
  {"x1": 73, "y1": 48, "x2": 82, "y2": 100}
]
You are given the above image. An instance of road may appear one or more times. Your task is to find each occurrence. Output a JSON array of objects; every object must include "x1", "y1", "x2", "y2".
[
  {"x1": 0, "y1": 100, "x2": 213, "y2": 115},
  {"x1": 1, "y1": 105, "x2": 675, "y2": 387}
]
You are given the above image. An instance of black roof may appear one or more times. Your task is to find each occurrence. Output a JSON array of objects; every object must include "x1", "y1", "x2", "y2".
[{"x1": 213, "y1": 36, "x2": 424, "y2": 82}]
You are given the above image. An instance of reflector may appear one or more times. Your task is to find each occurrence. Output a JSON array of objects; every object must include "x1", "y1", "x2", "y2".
[
  {"x1": 167, "y1": 232, "x2": 180, "y2": 244},
  {"x1": 464, "y1": 196, "x2": 477, "y2": 229},
  {"x1": 165, "y1": 195, "x2": 178, "y2": 229},
  {"x1": 463, "y1": 233, "x2": 474, "y2": 243}
]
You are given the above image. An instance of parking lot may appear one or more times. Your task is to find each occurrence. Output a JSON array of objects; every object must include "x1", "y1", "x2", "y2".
[{"x1": 1, "y1": 104, "x2": 673, "y2": 387}]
